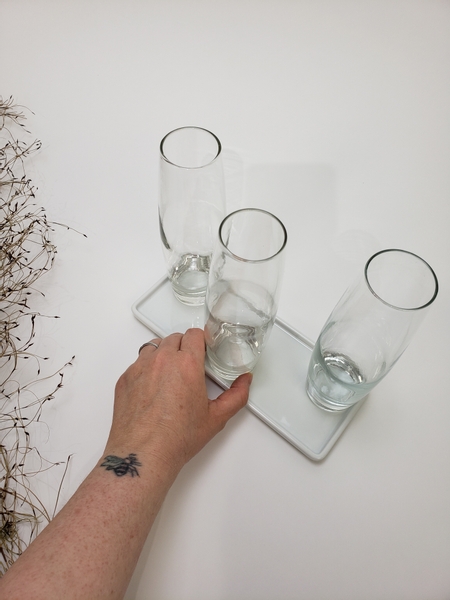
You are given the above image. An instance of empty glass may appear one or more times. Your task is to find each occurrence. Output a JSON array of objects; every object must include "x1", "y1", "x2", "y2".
[
  {"x1": 159, "y1": 126, "x2": 225, "y2": 305},
  {"x1": 306, "y1": 249, "x2": 439, "y2": 411},
  {"x1": 205, "y1": 208, "x2": 287, "y2": 380}
]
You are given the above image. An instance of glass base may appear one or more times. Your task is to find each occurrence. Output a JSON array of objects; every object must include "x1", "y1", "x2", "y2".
[
  {"x1": 169, "y1": 254, "x2": 209, "y2": 305},
  {"x1": 306, "y1": 378, "x2": 352, "y2": 412},
  {"x1": 206, "y1": 348, "x2": 253, "y2": 381},
  {"x1": 305, "y1": 348, "x2": 371, "y2": 412},
  {"x1": 172, "y1": 288, "x2": 206, "y2": 306}
]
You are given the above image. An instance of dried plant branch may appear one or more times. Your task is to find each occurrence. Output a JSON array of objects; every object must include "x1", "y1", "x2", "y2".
[{"x1": 0, "y1": 95, "x2": 74, "y2": 575}]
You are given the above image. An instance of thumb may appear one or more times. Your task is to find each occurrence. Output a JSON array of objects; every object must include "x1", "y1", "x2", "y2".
[{"x1": 210, "y1": 372, "x2": 253, "y2": 425}]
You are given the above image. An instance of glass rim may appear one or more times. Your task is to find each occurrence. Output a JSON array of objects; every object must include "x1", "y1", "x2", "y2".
[
  {"x1": 218, "y1": 208, "x2": 288, "y2": 263},
  {"x1": 364, "y1": 248, "x2": 439, "y2": 311},
  {"x1": 160, "y1": 126, "x2": 222, "y2": 169}
]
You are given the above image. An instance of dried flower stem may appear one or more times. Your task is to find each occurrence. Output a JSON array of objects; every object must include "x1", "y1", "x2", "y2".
[{"x1": 0, "y1": 96, "x2": 73, "y2": 575}]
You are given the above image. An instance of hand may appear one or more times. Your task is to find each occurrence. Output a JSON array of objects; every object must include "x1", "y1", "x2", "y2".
[
  {"x1": 106, "y1": 328, "x2": 252, "y2": 475},
  {"x1": 0, "y1": 329, "x2": 251, "y2": 600}
]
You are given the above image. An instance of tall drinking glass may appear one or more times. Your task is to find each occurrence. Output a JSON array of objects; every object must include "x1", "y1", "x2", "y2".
[
  {"x1": 306, "y1": 249, "x2": 438, "y2": 412},
  {"x1": 159, "y1": 126, "x2": 225, "y2": 305},
  {"x1": 205, "y1": 208, "x2": 287, "y2": 380}
]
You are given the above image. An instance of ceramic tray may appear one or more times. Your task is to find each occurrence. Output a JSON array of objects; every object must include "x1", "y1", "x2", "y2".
[{"x1": 132, "y1": 277, "x2": 363, "y2": 460}]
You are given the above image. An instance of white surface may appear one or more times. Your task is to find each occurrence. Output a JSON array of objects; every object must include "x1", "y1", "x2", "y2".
[
  {"x1": 132, "y1": 276, "x2": 364, "y2": 461},
  {"x1": 2, "y1": 1, "x2": 450, "y2": 598}
]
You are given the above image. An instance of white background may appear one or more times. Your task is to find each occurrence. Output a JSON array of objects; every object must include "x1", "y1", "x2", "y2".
[{"x1": 2, "y1": 1, "x2": 450, "y2": 598}]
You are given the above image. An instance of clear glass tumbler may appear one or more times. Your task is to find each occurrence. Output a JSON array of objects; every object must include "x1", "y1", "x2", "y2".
[
  {"x1": 205, "y1": 208, "x2": 288, "y2": 380},
  {"x1": 159, "y1": 126, "x2": 226, "y2": 305},
  {"x1": 306, "y1": 249, "x2": 439, "y2": 412}
]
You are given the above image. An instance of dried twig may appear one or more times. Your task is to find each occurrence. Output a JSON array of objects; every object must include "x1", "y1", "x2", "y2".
[{"x1": 0, "y1": 96, "x2": 73, "y2": 575}]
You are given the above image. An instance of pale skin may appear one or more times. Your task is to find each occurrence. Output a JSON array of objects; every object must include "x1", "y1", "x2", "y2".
[{"x1": 0, "y1": 328, "x2": 252, "y2": 600}]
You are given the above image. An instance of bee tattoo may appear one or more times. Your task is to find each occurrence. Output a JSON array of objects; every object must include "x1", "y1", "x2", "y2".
[{"x1": 100, "y1": 453, "x2": 142, "y2": 477}]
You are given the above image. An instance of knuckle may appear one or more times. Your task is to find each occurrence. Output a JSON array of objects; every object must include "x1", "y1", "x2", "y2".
[
  {"x1": 184, "y1": 328, "x2": 204, "y2": 346},
  {"x1": 167, "y1": 332, "x2": 182, "y2": 342},
  {"x1": 186, "y1": 327, "x2": 203, "y2": 335}
]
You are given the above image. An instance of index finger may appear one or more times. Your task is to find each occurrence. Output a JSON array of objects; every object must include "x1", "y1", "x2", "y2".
[{"x1": 179, "y1": 328, "x2": 206, "y2": 357}]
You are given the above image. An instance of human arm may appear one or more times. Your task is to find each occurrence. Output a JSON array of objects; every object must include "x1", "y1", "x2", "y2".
[{"x1": 0, "y1": 328, "x2": 252, "y2": 600}]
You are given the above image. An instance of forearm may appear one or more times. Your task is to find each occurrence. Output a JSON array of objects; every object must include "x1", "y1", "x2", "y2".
[
  {"x1": 0, "y1": 330, "x2": 251, "y2": 599},
  {"x1": 0, "y1": 448, "x2": 179, "y2": 600}
]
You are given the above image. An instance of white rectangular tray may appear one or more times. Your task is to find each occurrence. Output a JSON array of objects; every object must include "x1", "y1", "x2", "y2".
[{"x1": 132, "y1": 277, "x2": 363, "y2": 460}]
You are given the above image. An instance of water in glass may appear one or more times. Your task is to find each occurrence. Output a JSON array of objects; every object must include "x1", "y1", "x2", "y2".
[
  {"x1": 306, "y1": 343, "x2": 377, "y2": 411},
  {"x1": 205, "y1": 281, "x2": 275, "y2": 380}
]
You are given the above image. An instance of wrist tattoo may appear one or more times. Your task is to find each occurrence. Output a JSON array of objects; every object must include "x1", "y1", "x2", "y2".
[{"x1": 100, "y1": 453, "x2": 142, "y2": 477}]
